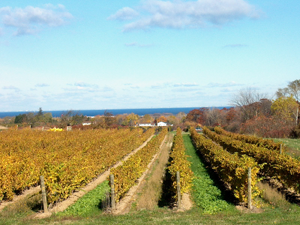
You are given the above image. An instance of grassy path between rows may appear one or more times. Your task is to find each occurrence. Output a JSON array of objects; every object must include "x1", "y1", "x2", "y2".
[
  {"x1": 182, "y1": 134, "x2": 232, "y2": 214},
  {"x1": 272, "y1": 138, "x2": 300, "y2": 159}
]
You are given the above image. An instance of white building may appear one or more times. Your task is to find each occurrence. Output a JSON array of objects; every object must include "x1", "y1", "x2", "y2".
[
  {"x1": 157, "y1": 122, "x2": 168, "y2": 126},
  {"x1": 138, "y1": 123, "x2": 155, "y2": 127}
]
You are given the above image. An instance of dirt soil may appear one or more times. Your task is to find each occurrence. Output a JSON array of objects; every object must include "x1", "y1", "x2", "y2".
[
  {"x1": 111, "y1": 134, "x2": 169, "y2": 215},
  {"x1": 115, "y1": 132, "x2": 193, "y2": 214},
  {"x1": 133, "y1": 133, "x2": 174, "y2": 211},
  {"x1": 0, "y1": 186, "x2": 41, "y2": 212},
  {"x1": 36, "y1": 134, "x2": 154, "y2": 219},
  {"x1": 180, "y1": 193, "x2": 193, "y2": 211}
]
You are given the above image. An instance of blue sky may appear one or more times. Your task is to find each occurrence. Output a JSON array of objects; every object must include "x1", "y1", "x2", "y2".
[{"x1": 0, "y1": 0, "x2": 299, "y2": 111}]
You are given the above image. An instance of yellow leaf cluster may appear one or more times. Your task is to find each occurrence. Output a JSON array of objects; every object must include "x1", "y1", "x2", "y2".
[
  {"x1": 205, "y1": 126, "x2": 300, "y2": 194},
  {"x1": 214, "y1": 127, "x2": 284, "y2": 152},
  {"x1": 191, "y1": 127, "x2": 260, "y2": 204},
  {"x1": 271, "y1": 95, "x2": 298, "y2": 121},
  {"x1": 0, "y1": 128, "x2": 155, "y2": 203},
  {"x1": 110, "y1": 128, "x2": 168, "y2": 202},
  {"x1": 168, "y1": 128, "x2": 193, "y2": 200}
]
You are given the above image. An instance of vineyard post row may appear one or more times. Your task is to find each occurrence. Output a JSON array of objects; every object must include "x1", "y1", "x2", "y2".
[
  {"x1": 109, "y1": 128, "x2": 168, "y2": 205},
  {"x1": 0, "y1": 128, "x2": 155, "y2": 209},
  {"x1": 168, "y1": 127, "x2": 193, "y2": 208},
  {"x1": 190, "y1": 127, "x2": 260, "y2": 207},
  {"x1": 203, "y1": 126, "x2": 300, "y2": 194}
]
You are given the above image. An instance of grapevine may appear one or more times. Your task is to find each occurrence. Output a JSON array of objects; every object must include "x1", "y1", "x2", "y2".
[
  {"x1": 190, "y1": 128, "x2": 260, "y2": 204},
  {"x1": 0, "y1": 128, "x2": 154, "y2": 203},
  {"x1": 168, "y1": 128, "x2": 193, "y2": 201}
]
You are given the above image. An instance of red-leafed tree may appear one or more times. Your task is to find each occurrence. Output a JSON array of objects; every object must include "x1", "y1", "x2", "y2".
[
  {"x1": 186, "y1": 108, "x2": 207, "y2": 125},
  {"x1": 226, "y1": 107, "x2": 237, "y2": 123}
]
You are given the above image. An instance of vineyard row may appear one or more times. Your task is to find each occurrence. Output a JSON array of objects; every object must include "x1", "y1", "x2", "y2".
[
  {"x1": 203, "y1": 127, "x2": 300, "y2": 193},
  {"x1": 111, "y1": 128, "x2": 168, "y2": 202},
  {"x1": 167, "y1": 128, "x2": 193, "y2": 201},
  {"x1": 214, "y1": 127, "x2": 284, "y2": 153},
  {"x1": 0, "y1": 128, "x2": 154, "y2": 203},
  {"x1": 190, "y1": 128, "x2": 260, "y2": 204}
]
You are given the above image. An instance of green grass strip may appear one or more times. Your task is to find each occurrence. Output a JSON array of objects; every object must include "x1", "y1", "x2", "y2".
[
  {"x1": 271, "y1": 138, "x2": 300, "y2": 160},
  {"x1": 182, "y1": 134, "x2": 230, "y2": 214},
  {"x1": 57, "y1": 180, "x2": 110, "y2": 217}
]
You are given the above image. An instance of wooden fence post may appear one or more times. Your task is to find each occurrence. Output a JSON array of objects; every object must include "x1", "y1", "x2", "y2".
[
  {"x1": 176, "y1": 171, "x2": 181, "y2": 209},
  {"x1": 248, "y1": 168, "x2": 252, "y2": 210},
  {"x1": 110, "y1": 174, "x2": 115, "y2": 210},
  {"x1": 40, "y1": 176, "x2": 48, "y2": 213},
  {"x1": 280, "y1": 144, "x2": 283, "y2": 155}
]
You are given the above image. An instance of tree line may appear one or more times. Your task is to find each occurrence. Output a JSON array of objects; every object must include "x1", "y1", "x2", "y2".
[
  {"x1": 1, "y1": 79, "x2": 299, "y2": 137},
  {"x1": 185, "y1": 79, "x2": 300, "y2": 138}
]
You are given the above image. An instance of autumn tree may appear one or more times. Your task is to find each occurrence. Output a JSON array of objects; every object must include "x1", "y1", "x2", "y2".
[
  {"x1": 115, "y1": 114, "x2": 126, "y2": 126},
  {"x1": 60, "y1": 110, "x2": 84, "y2": 127},
  {"x1": 14, "y1": 114, "x2": 27, "y2": 124},
  {"x1": 231, "y1": 88, "x2": 268, "y2": 122},
  {"x1": 276, "y1": 79, "x2": 300, "y2": 102},
  {"x1": 0, "y1": 116, "x2": 14, "y2": 126},
  {"x1": 122, "y1": 113, "x2": 139, "y2": 126},
  {"x1": 186, "y1": 108, "x2": 207, "y2": 125},
  {"x1": 224, "y1": 107, "x2": 242, "y2": 132},
  {"x1": 271, "y1": 95, "x2": 298, "y2": 125},
  {"x1": 225, "y1": 108, "x2": 237, "y2": 124},
  {"x1": 205, "y1": 108, "x2": 225, "y2": 127},
  {"x1": 157, "y1": 115, "x2": 167, "y2": 123},
  {"x1": 167, "y1": 115, "x2": 177, "y2": 124},
  {"x1": 139, "y1": 114, "x2": 153, "y2": 124},
  {"x1": 102, "y1": 111, "x2": 116, "y2": 127},
  {"x1": 166, "y1": 115, "x2": 180, "y2": 130},
  {"x1": 14, "y1": 108, "x2": 53, "y2": 127},
  {"x1": 91, "y1": 115, "x2": 106, "y2": 128}
]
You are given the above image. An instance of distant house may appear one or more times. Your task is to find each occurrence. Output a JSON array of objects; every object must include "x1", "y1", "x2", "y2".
[
  {"x1": 0, "y1": 125, "x2": 8, "y2": 130},
  {"x1": 137, "y1": 122, "x2": 173, "y2": 127},
  {"x1": 138, "y1": 123, "x2": 155, "y2": 127},
  {"x1": 157, "y1": 122, "x2": 173, "y2": 127},
  {"x1": 157, "y1": 122, "x2": 168, "y2": 127},
  {"x1": 82, "y1": 122, "x2": 92, "y2": 126}
]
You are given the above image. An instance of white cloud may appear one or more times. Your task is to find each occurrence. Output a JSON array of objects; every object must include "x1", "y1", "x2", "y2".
[
  {"x1": 35, "y1": 83, "x2": 50, "y2": 87},
  {"x1": 173, "y1": 83, "x2": 199, "y2": 87},
  {"x1": 207, "y1": 81, "x2": 243, "y2": 88},
  {"x1": 74, "y1": 82, "x2": 98, "y2": 88},
  {"x1": 2, "y1": 85, "x2": 20, "y2": 91},
  {"x1": 109, "y1": 0, "x2": 261, "y2": 31},
  {"x1": 0, "y1": 4, "x2": 73, "y2": 36},
  {"x1": 108, "y1": 7, "x2": 139, "y2": 20},
  {"x1": 64, "y1": 82, "x2": 114, "y2": 93}
]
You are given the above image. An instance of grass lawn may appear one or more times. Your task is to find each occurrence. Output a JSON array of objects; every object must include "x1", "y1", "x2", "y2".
[
  {"x1": 272, "y1": 138, "x2": 300, "y2": 151},
  {"x1": 272, "y1": 138, "x2": 300, "y2": 158},
  {"x1": 3, "y1": 204, "x2": 300, "y2": 225}
]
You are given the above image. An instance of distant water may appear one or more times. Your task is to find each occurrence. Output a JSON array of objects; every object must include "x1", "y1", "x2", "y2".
[{"x1": 0, "y1": 107, "x2": 230, "y2": 118}]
